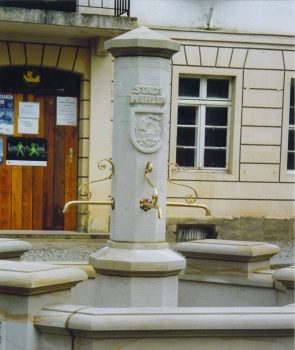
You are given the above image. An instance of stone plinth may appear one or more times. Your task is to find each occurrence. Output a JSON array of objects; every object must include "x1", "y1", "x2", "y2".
[
  {"x1": 0, "y1": 238, "x2": 31, "y2": 260},
  {"x1": 273, "y1": 265, "x2": 295, "y2": 289},
  {"x1": 0, "y1": 260, "x2": 87, "y2": 350},
  {"x1": 176, "y1": 239, "x2": 280, "y2": 276},
  {"x1": 89, "y1": 27, "x2": 185, "y2": 307},
  {"x1": 35, "y1": 304, "x2": 294, "y2": 349}
]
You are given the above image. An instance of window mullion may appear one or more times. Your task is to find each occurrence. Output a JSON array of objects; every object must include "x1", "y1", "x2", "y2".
[{"x1": 199, "y1": 105, "x2": 206, "y2": 168}]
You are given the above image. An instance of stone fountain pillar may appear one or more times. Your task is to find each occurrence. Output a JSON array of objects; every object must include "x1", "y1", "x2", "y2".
[{"x1": 89, "y1": 27, "x2": 186, "y2": 307}]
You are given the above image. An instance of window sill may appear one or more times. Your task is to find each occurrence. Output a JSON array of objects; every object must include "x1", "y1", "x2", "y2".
[{"x1": 169, "y1": 166, "x2": 238, "y2": 182}]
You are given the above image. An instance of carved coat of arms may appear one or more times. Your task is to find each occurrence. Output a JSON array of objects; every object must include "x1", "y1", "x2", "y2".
[{"x1": 130, "y1": 111, "x2": 163, "y2": 153}]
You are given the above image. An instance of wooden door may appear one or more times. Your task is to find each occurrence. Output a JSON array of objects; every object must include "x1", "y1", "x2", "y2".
[{"x1": 0, "y1": 94, "x2": 78, "y2": 230}]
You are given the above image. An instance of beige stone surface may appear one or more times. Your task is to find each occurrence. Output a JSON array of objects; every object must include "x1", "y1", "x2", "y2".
[
  {"x1": 9, "y1": 42, "x2": 26, "y2": 65},
  {"x1": 283, "y1": 51, "x2": 295, "y2": 70},
  {"x1": 74, "y1": 47, "x2": 90, "y2": 79},
  {"x1": 0, "y1": 42, "x2": 10, "y2": 65},
  {"x1": 26, "y1": 43, "x2": 43, "y2": 66},
  {"x1": 79, "y1": 118, "x2": 90, "y2": 138},
  {"x1": 245, "y1": 49, "x2": 284, "y2": 69},
  {"x1": 230, "y1": 48, "x2": 247, "y2": 68},
  {"x1": 243, "y1": 107, "x2": 282, "y2": 126},
  {"x1": 172, "y1": 45, "x2": 186, "y2": 65},
  {"x1": 244, "y1": 69, "x2": 284, "y2": 90},
  {"x1": 241, "y1": 126, "x2": 281, "y2": 145},
  {"x1": 43, "y1": 45, "x2": 61, "y2": 67},
  {"x1": 58, "y1": 47, "x2": 78, "y2": 71},
  {"x1": 240, "y1": 163, "x2": 279, "y2": 182},
  {"x1": 78, "y1": 138, "x2": 89, "y2": 158},
  {"x1": 200, "y1": 46, "x2": 218, "y2": 66},
  {"x1": 216, "y1": 48, "x2": 232, "y2": 67},
  {"x1": 81, "y1": 80, "x2": 90, "y2": 100},
  {"x1": 240, "y1": 145, "x2": 280, "y2": 163},
  {"x1": 78, "y1": 158, "x2": 89, "y2": 177},
  {"x1": 243, "y1": 89, "x2": 283, "y2": 108},
  {"x1": 185, "y1": 45, "x2": 200, "y2": 66}
]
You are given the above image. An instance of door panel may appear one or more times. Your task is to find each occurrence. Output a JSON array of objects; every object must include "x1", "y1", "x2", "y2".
[{"x1": 0, "y1": 93, "x2": 78, "y2": 230}]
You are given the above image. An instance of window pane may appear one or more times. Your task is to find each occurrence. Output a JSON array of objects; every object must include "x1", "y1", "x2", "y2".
[
  {"x1": 204, "y1": 149, "x2": 226, "y2": 168},
  {"x1": 207, "y1": 79, "x2": 229, "y2": 98},
  {"x1": 206, "y1": 107, "x2": 228, "y2": 126},
  {"x1": 179, "y1": 78, "x2": 200, "y2": 97},
  {"x1": 288, "y1": 129, "x2": 295, "y2": 151},
  {"x1": 176, "y1": 148, "x2": 195, "y2": 167},
  {"x1": 177, "y1": 127, "x2": 196, "y2": 146},
  {"x1": 178, "y1": 106, "x2": 197, "y2": 125},
  {"x1": 205, "y1": 128, "x2": 227, "y2": 147},
  {"x1": 289, "y1": 107, "x2": 294, "y2": 125},
  {"x1": 287, "y1": 152, "x2": 295, "y2": 170},
  {"x1": 290, "y1": 79, "x2": 294, "y2": 107}
]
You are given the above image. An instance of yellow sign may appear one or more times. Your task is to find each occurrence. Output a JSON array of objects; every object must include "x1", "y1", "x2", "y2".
[{"x1": 23, "y1": 70, "x2": 41, "y2": 84}]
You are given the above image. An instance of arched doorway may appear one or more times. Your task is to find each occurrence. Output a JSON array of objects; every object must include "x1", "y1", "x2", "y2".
[{"x1": 0, "y1": 66, "x2": 80, "y2": 230}]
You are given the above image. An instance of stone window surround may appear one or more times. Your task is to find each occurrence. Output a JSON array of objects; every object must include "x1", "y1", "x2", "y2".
[
  {"x1": 176, "y1": 75, "x2": 232, "y2": 170},
  {"x1": 280, "y1": 71, "x2": 295, "y2": 182},
  {"x1": 169, "y1": 66, "x2": 242, "y2": 182}
]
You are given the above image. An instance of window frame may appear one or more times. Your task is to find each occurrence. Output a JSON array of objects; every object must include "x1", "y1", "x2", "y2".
[
  {"x1": 169, "y1": 66, "x2": 242, "y2": 182},
  {"x1": 177, "y1": 76, "x2": 232, "y2": 170},
  {"x1": 280, "y1": 72, "x2": 295, "y2": 181}
]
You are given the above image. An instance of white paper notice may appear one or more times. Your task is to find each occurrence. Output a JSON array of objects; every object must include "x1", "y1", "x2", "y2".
[
  {"x1": 56, "y1": 96, "x2": 77, "y2": 126},
  {"x1": 18, "y1": 102, "x2": 39, "y2": 134}
]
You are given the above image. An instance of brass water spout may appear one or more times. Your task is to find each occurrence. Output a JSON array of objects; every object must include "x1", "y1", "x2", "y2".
[
  {"x1": 166, "y1": 202, "x2": 211, "y2": 216},
  {"x1": 63, "y1": 199, "x2": 115, "y2": 213},
  {"x1": 139, "y1": 162, "x2": 163, "y2": 219},
  {"x1": 140, "y1": 195, "x2": 163, "y2": 219}
]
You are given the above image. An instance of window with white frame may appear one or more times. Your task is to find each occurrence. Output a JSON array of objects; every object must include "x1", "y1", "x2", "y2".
[
  {"x1": 176, "y1": 76, "x2": 232, "y2": 169},
  {"x1": 287, "y1": 78, "x2": 294, "y2": 171}
]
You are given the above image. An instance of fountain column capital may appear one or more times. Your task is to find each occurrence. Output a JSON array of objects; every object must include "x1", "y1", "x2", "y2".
[{"x1": 105, "y1": 26, "x2": 180, "y2": 58}]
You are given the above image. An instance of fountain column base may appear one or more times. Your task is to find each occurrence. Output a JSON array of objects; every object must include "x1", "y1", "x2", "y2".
[{"x1": 89, "y1": 240, "x2": 185, "y2": 307}]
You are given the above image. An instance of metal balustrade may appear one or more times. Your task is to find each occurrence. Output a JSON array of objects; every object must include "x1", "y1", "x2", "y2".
[{"x1": 0, "y1": 0, "x2": 131, "y2": 17}]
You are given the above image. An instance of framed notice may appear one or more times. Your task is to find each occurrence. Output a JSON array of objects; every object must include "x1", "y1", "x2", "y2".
[
  {"x1": 18, "y1": 102, "x2": 39, "y2": 134},
  {"x1": 56, "y1": 96, "x2": 77, "y2": 126},
  {"x1": 0, "y1": 94, "x2": 14, "y2": 135},
  {"x1": 6, "y1": 137, "x2": 47, "y2": 166}
]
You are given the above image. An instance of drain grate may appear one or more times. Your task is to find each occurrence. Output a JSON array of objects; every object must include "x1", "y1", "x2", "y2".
[{"x1": 175, "y1": 224, "x2": 217, "y2": 242}]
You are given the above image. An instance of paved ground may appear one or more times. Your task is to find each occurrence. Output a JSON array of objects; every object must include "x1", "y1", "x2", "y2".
[{"x1": 22, "y1": 240, "x2": 294, "y2": 266}]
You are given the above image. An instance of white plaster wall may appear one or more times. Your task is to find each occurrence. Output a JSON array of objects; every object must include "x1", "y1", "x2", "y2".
[{"x1": 131, "y1": 0, "x2": 295, "y2": 35}]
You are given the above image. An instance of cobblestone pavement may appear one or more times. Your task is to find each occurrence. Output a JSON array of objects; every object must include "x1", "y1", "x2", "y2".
[{"x1": 22, "y1": 240, "x2": 294, "y2": 266}]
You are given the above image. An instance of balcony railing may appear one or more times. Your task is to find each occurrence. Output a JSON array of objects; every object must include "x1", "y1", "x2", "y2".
[
  {"x1": 78, "y1": 0, "x2": 130, "y2": 17},
  {"x1": 0, "y1": 0, "x2": 131, "y2": 17}
]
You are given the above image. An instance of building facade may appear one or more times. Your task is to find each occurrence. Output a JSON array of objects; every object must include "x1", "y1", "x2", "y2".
[{"x1": 0, "y1": 0, "x2": 294, "y2": 241}]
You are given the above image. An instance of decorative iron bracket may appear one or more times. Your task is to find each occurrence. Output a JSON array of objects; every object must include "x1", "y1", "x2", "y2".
[
  {"x1": 167, "y1": 162, "x2": 211, "y2": 216},
  {"x1": 78, "y1": 158, "x2": 115, "y2": 200}
]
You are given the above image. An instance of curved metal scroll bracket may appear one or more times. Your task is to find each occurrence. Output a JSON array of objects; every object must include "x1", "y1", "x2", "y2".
[
  {"x1": 140, "y1": 161, "x2": 163, "y2": 219},
  {"x1": 168, "y1": 162, "x2": 198, "y2": 203},
  {"x1": 78, "y1": 158, "x2": 115, "y2": 200}
]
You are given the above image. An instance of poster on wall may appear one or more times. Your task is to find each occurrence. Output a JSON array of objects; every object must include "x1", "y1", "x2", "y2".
[
  {"x1": 0, "y1": 137, "x2": 3, "y2": 165},
  {"x1": 6, "y1": 137, "x2": 47, "y2": 166},
  {"x1": 0, "y1": 94, "x2": 14, "y2": 135},
  {"x1": 18, "y1": 102, "x2": 40, "y2": 134},
  {"x1": 56, "y1": 96, "x2": 77, "y2": 126}
]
